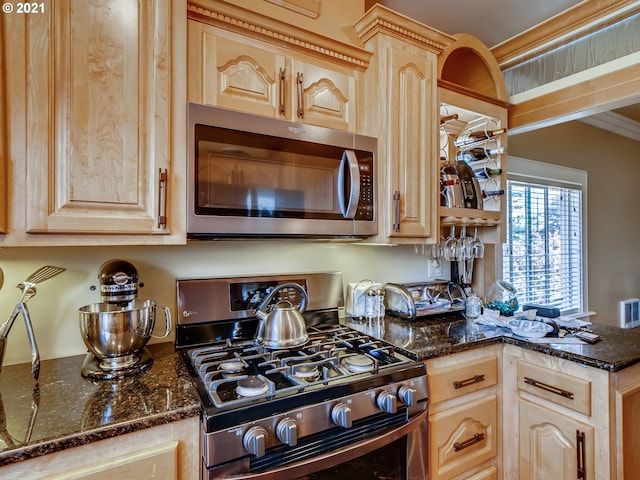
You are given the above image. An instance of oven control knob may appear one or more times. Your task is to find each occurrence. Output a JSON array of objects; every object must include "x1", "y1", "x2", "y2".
[
  {"x1": 243, "y1": 426, "x2": 268, "y2": 458},
  {"x1": 276, "y1": 418, "x2": 298, "y2": 446},
  {"x1": 397, "y1": 385, "x2": 417, "y2": 406},
  {"x1": 331, "y1": 402, "x2": 352, "y2": 428},
  {"x1": 377, "y1": 390, "x2": 397, "y2": 414}
]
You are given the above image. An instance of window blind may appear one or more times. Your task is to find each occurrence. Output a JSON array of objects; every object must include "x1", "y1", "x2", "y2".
[{"x1": 503, "y1": 179, "x2": 583, "y2": 314}]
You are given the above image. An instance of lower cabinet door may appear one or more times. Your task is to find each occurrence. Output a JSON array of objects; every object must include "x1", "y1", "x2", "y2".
[
  {"x1": 519, "y1": 399, "x2": 594, "y2": 480},
  {"x1": 429, "y1": 394, "x2": 497, "y2": 480}
]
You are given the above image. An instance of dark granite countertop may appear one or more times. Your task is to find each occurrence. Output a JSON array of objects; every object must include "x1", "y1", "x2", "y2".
[
  {"x1": 342, "y1": 315, "x2": 640, "y2": 371},
  {"x1": 0, "y1": 343, "x2": 200, "y2": 467}
]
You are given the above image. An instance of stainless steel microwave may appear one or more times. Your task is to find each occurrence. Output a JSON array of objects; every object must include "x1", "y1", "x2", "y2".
[{"x1": 187, "y1": 103, "x2": 377, "y2": 238}]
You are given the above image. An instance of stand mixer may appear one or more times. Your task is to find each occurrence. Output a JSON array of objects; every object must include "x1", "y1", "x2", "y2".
[{"x1": 79, "y1": 260, "x2": 171, "y2": 380}]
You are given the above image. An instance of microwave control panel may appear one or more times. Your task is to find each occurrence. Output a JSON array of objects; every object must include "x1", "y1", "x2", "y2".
[{"x1": 356, "y1": 161, "x2": 374, "y2": 220}]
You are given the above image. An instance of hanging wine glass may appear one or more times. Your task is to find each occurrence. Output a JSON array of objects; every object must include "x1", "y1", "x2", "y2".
[
  {"x1": 468, "y1": 227, "x2": 485, "y2": 259},
  {"x1": 459, "y1": 225, "x2": 472, "y2": 260},
  {"x1": 443, "y1": 226, "x2": 460, "y2": 261}
]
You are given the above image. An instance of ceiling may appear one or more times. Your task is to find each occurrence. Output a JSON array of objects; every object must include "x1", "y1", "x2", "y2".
[
  {"x1": 366, "y1": 0, "x2": 583, "y2": 48},
  {"x1": 366, "y1": 0, "x2": 640, "y2": 141}
]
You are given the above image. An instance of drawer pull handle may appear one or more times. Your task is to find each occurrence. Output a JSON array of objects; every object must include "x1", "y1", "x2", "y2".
[
  {"x1": 524, "y1": 376, "x2": 574, "y2": 399},
  {"x1": 453, "y1": 374, "x2": 485, "y2": 389},
  {"x1": 454, "y1": 432, "x2": 485, "y2": 452}
]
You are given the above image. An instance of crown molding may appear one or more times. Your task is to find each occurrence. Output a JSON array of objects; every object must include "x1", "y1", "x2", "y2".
[
  {"x1": 187, "y1": 0, "x2": 372, "y2": 70},
  {"x1": 580, "y1": 110, "x2": 640, "y2": 142},
  {"x1": 354, "y1": 4, "x2": 454, "y2": 54}
]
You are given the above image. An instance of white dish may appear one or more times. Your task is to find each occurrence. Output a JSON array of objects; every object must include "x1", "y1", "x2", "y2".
[{"x1": 507, "y1": 319, "x2": 554, "y2": 338}]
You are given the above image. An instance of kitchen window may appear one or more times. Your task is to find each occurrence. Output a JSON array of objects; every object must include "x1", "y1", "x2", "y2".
[{"x1": 503, "y1": 157, "x2": 587, "y2": 315}]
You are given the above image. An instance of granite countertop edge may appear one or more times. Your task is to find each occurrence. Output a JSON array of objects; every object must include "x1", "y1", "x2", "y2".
[
  {"x1": 0, "y1": 343, "x2": 201, "y2": 468},
  {"x1": 342, "y1": 316, "x2": 640, "y2": 372},
  {"x1": 402, "y1": 336, "x2": 632, "y2": 371},
  {"x1": 0, "y1": 405, "x2": 200, "y2": 466}
]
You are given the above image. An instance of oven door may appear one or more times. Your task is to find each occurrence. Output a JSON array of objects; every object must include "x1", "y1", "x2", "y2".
[{"x1": 205, "y1": 410, "x2": 428, "y2": 480}]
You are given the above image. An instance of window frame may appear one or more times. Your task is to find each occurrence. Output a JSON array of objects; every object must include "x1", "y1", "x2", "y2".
[{"x1": 505, "y1": 156, "x2": 588, "y2": 314}]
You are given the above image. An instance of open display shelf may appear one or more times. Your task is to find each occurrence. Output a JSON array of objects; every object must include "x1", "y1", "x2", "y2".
[{"x1": 439, "y1": 97, "x2": 506, "y2": 229}]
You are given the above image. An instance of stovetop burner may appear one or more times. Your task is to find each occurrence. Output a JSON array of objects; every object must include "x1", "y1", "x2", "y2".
[{"x1": 186, "y1": 325, "x2": 411, "y2": 409}]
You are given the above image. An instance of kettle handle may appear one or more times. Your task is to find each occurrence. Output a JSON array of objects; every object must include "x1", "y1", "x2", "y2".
[{"x1": 256, "y1": 283, "x2": 308, "y2": 317}]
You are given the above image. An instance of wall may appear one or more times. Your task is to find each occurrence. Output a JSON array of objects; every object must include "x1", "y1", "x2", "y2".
[
  {"x1": 508, "y1": 120, "x2": 640, "y2": 326},
  {"x1": 0, "y1": 241, "x2": 443, "y2": 365}
]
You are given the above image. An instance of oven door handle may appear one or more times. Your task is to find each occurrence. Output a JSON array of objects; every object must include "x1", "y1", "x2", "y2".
[{"x1": 225, "y1": 409, "x2": 428, "y2": 480}]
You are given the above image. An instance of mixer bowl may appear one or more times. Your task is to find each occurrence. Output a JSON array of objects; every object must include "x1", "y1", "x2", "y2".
[{"x1": 79, "y1": 299, "x2": 171, "y2": 368}]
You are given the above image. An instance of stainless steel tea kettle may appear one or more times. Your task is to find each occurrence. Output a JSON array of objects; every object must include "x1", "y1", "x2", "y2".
[{"x1": 255, "y1": 283, "x2": 308, "y2": 348}]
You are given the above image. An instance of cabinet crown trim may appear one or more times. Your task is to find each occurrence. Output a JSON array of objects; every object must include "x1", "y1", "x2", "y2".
[
  {"x1": 187, "y1": 0, "x2": 372, "y2": 70},
  {"x1": 355, "y1": 4, "x2": 454, "y2": 54}
]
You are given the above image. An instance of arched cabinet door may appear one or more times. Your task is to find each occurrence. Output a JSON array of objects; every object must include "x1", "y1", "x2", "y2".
[
  {"x1": 519, "y1": 399, "x2": 594, "y2": 480},
  {"x1": 188, "y1": 21, "x2": 358, "y2": 132}
]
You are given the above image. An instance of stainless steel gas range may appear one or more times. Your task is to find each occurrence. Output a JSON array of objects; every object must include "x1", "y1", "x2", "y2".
[{"x1": 176, "y1": 272, "x2": 429, "y2": 480}]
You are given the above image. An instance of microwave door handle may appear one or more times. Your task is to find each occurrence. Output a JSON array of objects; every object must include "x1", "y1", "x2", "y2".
[{"x1": 338, "y1": 150, "x2": 361, "y2": 219}]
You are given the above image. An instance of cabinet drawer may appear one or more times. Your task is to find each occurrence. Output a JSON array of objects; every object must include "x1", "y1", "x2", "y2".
[
  {"x1": 429, "y1": 394, "x2": 497, "y2": 480},
  {"x1": 517, "y1": 360, "x2": 591, "y2": 415},
  {"x1": 428, "y1": 355, "x2": 497, "y2": 404}
]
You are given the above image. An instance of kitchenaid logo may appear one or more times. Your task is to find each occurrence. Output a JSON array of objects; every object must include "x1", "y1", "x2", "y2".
[{"x1": 288, "y1": 126, "x2": 306, "y2": 135}]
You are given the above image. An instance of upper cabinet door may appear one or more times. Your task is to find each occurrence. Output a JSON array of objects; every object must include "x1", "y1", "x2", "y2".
[
  {"x1": 293, "y1": 58, "x2": 356, "y2": 132},
  {"x1": 188, "y1": 22, "x2": 357, "y2": 131},
  {"x1": 11, "y1": 0, "x2": 180, "y2": 236},
  {"x1": 196, "y1": 30, "x2": 286, "y2": 119},
  {"x1": 386, "y1": 46, "x2": 436, "y2": 239}
]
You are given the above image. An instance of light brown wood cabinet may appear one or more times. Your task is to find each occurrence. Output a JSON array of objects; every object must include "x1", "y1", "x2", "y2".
[
  {"x1": 426, "y1": 345, "x2": 501, "y2": 479},
  {"x1": 0, "y1": 417, "x2": 199, "y2": 480},
  {"x1": 188, "y1": 20, "x2": 358, "y2": 131},
  {"x1": 1, "y1": 0, "x2": 186, "y2": 245},
  {"x1": 355, "y1": 6, "x2": 451, "y2": 243},
  {"x1": 611, "y1": 361, "x2": 640, "y2": 478},
  {"x1": 518, "y1": 398, "x2": 594, "y2": 480},
  {"x1": 502, "y1": 344, "x2": 612, "y2": 479}
]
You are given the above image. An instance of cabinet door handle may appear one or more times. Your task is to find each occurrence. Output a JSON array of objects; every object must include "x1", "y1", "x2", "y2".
[
  {"x1": 523, "y1": 376, "x2": 574, "y2": 399},
  {"x1": 454, "y1": 432, "x2": 485, "y2": 452},
  {"x1": 278, "y1": 68, "x2": 286, "y2": 116},
  {"x1": 453, "y1": 374, "x2": 485, "y2": 389},
  {"x1": 393, "y1": 190, "x2": 400, "y2": 232},
  {"x1": 576, "y1": 430, "x2": 586, "y2": 479},
  {"x1": 157, "y1": 168, "x2": 167, "y2": 229},
  {"x1": 296, "y1": 72, "x2": 304, "y2": 119}
]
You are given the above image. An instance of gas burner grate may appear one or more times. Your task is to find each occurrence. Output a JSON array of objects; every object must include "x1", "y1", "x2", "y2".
[{"x1": 187, "y1": 325, "x2": 412, "y2": 409}]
